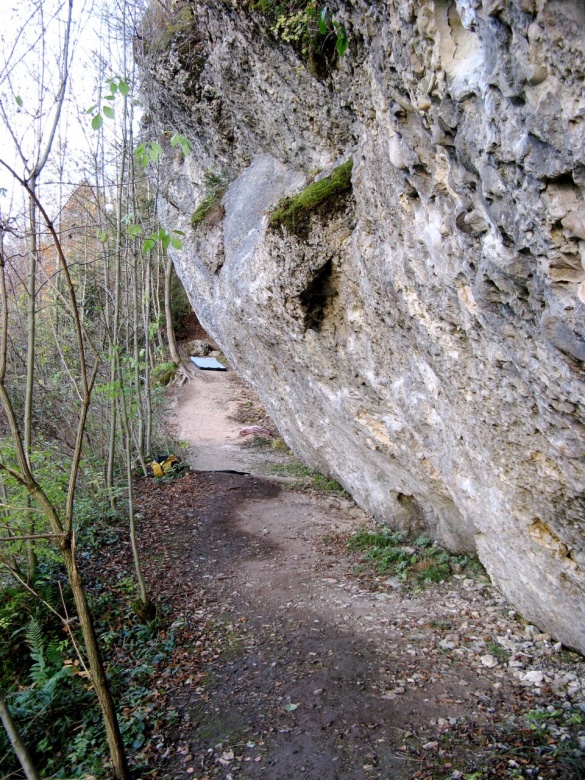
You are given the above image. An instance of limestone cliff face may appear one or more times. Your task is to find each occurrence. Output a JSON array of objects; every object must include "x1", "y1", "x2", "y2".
[{"x1": 140, "y1": 0, "x2": 585, "y2": 651}]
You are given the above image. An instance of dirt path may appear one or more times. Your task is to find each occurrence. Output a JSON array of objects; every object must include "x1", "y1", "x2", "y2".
[
  {"x1": 167, "y1": 369, "x2": 292, "y2": 476},
  {"x1": 141, "y1": 367, "x2": 585, "y2": 779}
]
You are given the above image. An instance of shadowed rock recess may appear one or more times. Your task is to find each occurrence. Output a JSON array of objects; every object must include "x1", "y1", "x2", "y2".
[{"x1": 138, "y1": 1, "x2": 585, "y2": 652}]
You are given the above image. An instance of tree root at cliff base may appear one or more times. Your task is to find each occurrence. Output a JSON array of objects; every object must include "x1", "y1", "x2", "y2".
[{"x1": 170, "y1": 361, "x2": 199, "y2": 387}]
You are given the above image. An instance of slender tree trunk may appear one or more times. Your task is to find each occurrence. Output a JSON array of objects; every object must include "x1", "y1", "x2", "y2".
[
  {"x1": 128, "y1": 106, "x2": 146, "y2": 461},
  {"x1": 24, "y1": 182, "x2": 38, "y2": 583},
  {"x1": 164, "y1": 254, "x2": 195, "y2": 386},
  {"x1": 143, "y1": 253, "x2": 153, "y2": 456},
  {"x1": 115, "y1": 352, "x2": 151, "y2": 617},
  {"x1": 106, "y1": 99, "x2": 127, "y2": 504},
  {"x1": 60, "y1": 542, "x2": 130, "y2": 780},
  {"x1": 0, "y1": 692, "x2": 41, "y2": 780},
  {"x1": 0, "y1": 174, "x2": 130, "y2": 780},
  {"x1": 164, "y1": 253, "x2": 181, "y2": 365},
  {"x1": 152, "y1": 246, "x2": 164, "y2": 353}
]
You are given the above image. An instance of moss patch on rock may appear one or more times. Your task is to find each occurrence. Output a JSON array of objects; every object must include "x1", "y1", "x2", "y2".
[
  {"x1": 191, "y1": 194, "x2": 224, "y2": 228},
  {"x1": 268, "y1": 157, "x2": 353, "y2": 233},
  {"x1": 140, "y1": 2, "x2": 198, "y2": 54},
  {"x1": 191, "y1": 172, "x2": 229, "y2": 229}
]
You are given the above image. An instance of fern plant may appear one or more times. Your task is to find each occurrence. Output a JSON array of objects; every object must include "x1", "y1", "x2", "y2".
[{"x1": 11, "y1": 619, "x2": 73, "y2": 716}]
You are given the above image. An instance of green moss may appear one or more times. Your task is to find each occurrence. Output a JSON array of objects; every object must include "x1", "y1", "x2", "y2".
[
  {"x1": 146, "y1": 2, "x2": 197, "y2": 54},
  {"x1": 269, "y1": 157, "x2": 353, "y2": 233},
  {"x1": 250, "y1": 0, "x2": 276, "y2": 13},
  {"x1": 191, "y1": 193, "x2": 221, "y2": 227}
]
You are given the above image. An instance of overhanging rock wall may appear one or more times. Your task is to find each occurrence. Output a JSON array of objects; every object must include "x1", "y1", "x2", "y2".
[{"x1": 139, "y1": 0, "x2": 585, "y2": 651}]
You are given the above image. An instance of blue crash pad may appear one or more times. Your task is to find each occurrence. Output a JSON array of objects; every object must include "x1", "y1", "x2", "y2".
[{"x1": 190, "y1": 356, "x2": 227, "y2": 371}]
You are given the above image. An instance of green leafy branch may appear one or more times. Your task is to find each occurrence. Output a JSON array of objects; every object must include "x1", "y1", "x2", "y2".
[
  {"x1": 170, "y1": 133, "x2": 192, "y2": 156},
  {"x1": 142, "y1": 227, "x2": 185, "y2": 253},
  {"x1": 86, "y1": 78, "x2": 129, "y2": 130},
  {"x1": 117, "y1": 214, "x2": 185, "y2": 252},
  {"x1": 318, "y1": 4, "x2": 348, "y2": 56},
  {"x1": 135, "y1": 141, "x2": 162, "y2": 169},
  {"x1": 135, "y1": 134, "x2": 191, "y2": 169}
]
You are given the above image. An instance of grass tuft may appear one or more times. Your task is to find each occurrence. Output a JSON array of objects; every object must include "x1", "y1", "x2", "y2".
[
  {"x1": 347, "y1": 529, "x2": 484, "y2": 588},
  {"x1": 266, "y1": 461, "x2": 346, "y2": 493}
]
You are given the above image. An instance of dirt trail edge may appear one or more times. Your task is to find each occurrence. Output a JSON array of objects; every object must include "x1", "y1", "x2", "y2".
[{"x1": 138, "y1": 368, "x2": 585, "y2": 780}]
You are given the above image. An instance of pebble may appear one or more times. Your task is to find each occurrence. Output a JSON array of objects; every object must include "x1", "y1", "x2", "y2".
[
  {"x1": 322, "y1": 534, "x2": 585, "y2": 731},
  {"x1": 523, "y1": 670, "x2": 545, "y2": 685}
]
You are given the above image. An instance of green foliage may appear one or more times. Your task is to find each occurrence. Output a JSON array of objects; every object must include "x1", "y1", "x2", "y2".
[
  {"x1": 0, "y1": 569, "x2": 67, "y2": 690},
  {"x1": 16, "y1": 619, "x2": 74, "y2": 702},
  {"x1": 0, "y1": 436, "x2": 70, "y2": 569},
  {"x1": 170, "y1": 133, "x2": 192, "y2": 156},
  {"x1": 135, "y1": 140, "x2": 162, "y2": 168},
  {"x1": 485, "y1": 640, "x2": 510, "y2": 663},
  {"x1": 151, "y1": 361, "x2": 178, "y2": 386},
  {"x1": 136, "y1": 134, "x2": 190, "y2": 169},
  {"x1": 170, "y1": 267, "x2": 191, "y2": 324},
  {"x1": 0, "y1": 577, "x2": 101, "y2": 778},
  {"x1": 265, "y1": 461, "x2": 346, "y2": 493},
  {"x1": 142, "y1": 227, "x2": 185, "y2": 253},
  {"x1": 250, "y1": 1, "x2": 349, "y2": 73},
  {"x1": 144, "y1": 2, "x2": 197, "y2": 54},
  {"x1": 348, "y1": 529, "x2": 483, "y2": 588},
  {"x1": 87, "y1": 78, "x2": 130, "y2": 130},
  {"x1": 191, "y1": 171, "x2": 229, "y2": 229},
  {"x1": 0, "y1": 526, "x2": 178, "y2": 778},
  {"x1": 268, "y1": 157, "x2": 353, "y2": 233}
]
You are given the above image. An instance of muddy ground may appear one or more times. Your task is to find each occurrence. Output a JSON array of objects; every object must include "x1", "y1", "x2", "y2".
[{"x1": 131, "y1": 363, "x2": 585, "y2": 779}]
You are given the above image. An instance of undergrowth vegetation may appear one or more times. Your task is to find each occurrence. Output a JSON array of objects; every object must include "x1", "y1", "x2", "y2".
[
  {"x1": 409, "y1": 705, "x2": 585, "y2": 779},
  {"x1": 266, "y1": 460, "x2": 347, "y2": 493},
  {"x1": 0, "y1": 516, "x2": 177, "y2": 778},
  {"x1": 347, "y1": 528, "x2": 484, "y2": 588}
]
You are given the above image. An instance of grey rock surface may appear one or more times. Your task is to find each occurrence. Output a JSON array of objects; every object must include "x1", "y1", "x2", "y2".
[
  {"x1": 189, "y1": 339, "x2": 211, "y2": 357},
  {"x1": 139, "y1": 0, "x2": 585, "y2": 652}
]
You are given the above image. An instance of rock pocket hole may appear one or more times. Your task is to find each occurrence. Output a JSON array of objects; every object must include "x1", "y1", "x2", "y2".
[{"x1": 299, "y1": 259, "x2": 338, "y2": 331}]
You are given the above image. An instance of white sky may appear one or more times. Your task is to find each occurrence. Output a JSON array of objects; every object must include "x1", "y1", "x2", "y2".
[{"x1": 0, "y1": 0, "x2": 143, "y2": 220}]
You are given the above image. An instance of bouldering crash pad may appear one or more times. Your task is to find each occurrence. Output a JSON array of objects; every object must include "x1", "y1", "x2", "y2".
[{"x1": 190, "y1": 356, "x2": 227, "y2": 371}]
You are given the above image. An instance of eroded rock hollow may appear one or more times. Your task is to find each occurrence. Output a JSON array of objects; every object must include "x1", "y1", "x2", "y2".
[{"x1": 138, "y1": 0, "x2": 585, "y2": 652}]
